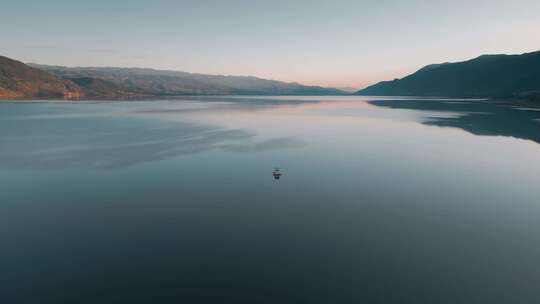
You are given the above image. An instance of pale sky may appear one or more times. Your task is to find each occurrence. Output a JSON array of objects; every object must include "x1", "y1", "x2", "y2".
[{"x1": 2, "y1": 0, "x2": 539, "y2": 89}]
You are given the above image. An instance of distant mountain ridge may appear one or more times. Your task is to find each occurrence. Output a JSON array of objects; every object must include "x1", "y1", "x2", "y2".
[
  {"x1": 4, "y1": 51, "x2": 540, "y2": 101},
  {"x1": 29, "y1": 63, "x2": 345, "y2": 97},
  {"x1": 356, "y1": 51, "x2": 540, "y2": 100},
  {"x1": 0, "y1": 55, "x2": 345, "y2": 100}
]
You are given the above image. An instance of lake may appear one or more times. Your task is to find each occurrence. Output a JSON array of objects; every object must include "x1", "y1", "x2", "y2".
[{"x1": 2, "y1": 96, "x2": 540, "y2": 303}]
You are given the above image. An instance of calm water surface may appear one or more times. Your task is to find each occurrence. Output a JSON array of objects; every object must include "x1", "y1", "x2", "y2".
[{"x1": 2, "y1": 96, "x2": 540, "y2": 303}]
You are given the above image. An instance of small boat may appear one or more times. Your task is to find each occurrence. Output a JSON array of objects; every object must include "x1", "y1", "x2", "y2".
[{"x1": 272, "y1": 167, "x2": 283, "y2": 180}]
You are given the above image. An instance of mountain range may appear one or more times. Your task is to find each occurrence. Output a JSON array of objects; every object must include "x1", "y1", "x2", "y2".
[
  {"x1": 356, "y1": 50, "x2": 540, "y2": 101},
  {"x1": 2, "y1": 51, "x2": 540, "y2": 101},
  {"x1": 0, "y1": 56, "x2": 344, "y2": 99}
]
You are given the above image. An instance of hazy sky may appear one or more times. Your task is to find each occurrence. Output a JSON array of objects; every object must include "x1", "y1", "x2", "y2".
[{"x1": 2, "y1": 0, "x2": 539, "y2": 88}]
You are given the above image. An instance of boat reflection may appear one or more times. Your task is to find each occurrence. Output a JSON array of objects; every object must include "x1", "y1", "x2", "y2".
[{"x1": 272, "y1": 167, "x2": 283, "y2": 180}]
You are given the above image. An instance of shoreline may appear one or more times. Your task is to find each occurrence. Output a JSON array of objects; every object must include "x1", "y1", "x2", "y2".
[{"x1": 1, "y1": 95, "x2": 539, "y2": 109}]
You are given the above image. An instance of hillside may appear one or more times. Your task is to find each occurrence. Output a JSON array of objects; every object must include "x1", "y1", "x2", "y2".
[
  {"x1": 66, "y1": 77, "x2": 138, "y2": 99},
  {"x1": 0, "y1": 56, "x2": 82, "y2": 99},
  {"x1": 30, "y1": 64, "x2": 345, "y2": 96},
  {"x1": 356, "y1": 51, "x2": 540, "y2": 99},
  {"x1": 0, "y1": 55, "x2": 345, "y2": 100}
]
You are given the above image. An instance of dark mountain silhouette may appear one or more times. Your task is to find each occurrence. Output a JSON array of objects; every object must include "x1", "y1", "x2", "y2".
[
  {"x1": 356, "y1": 51, "x2": 540, "y2": 101},
  {"x1": 0, "y1": 56, "x2": 82, "y2": 99}
]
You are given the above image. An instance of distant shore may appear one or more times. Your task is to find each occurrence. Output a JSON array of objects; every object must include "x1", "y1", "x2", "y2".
[{"x1": 2, "y1": 95, "x2": 540, "y2": 109}]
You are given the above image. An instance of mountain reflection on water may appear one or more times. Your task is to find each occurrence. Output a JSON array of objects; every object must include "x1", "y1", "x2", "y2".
[
  {"x1": 1, "y1": 97, "x2": 540, "y2": 171},
  {"x1": 2, "y1": 97, "x2": 540, "y2": 304},
  {"x1": 368, "y1": 99, "x2": 540, "y2": 144},
  {"x1": 0, "y1": 110, "x2": 307, "y2": 169}
]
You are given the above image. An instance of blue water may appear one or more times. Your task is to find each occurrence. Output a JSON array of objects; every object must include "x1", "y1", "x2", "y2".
[{"x1": 2, "y1": 96, "x2": 540, "y2": 303}]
